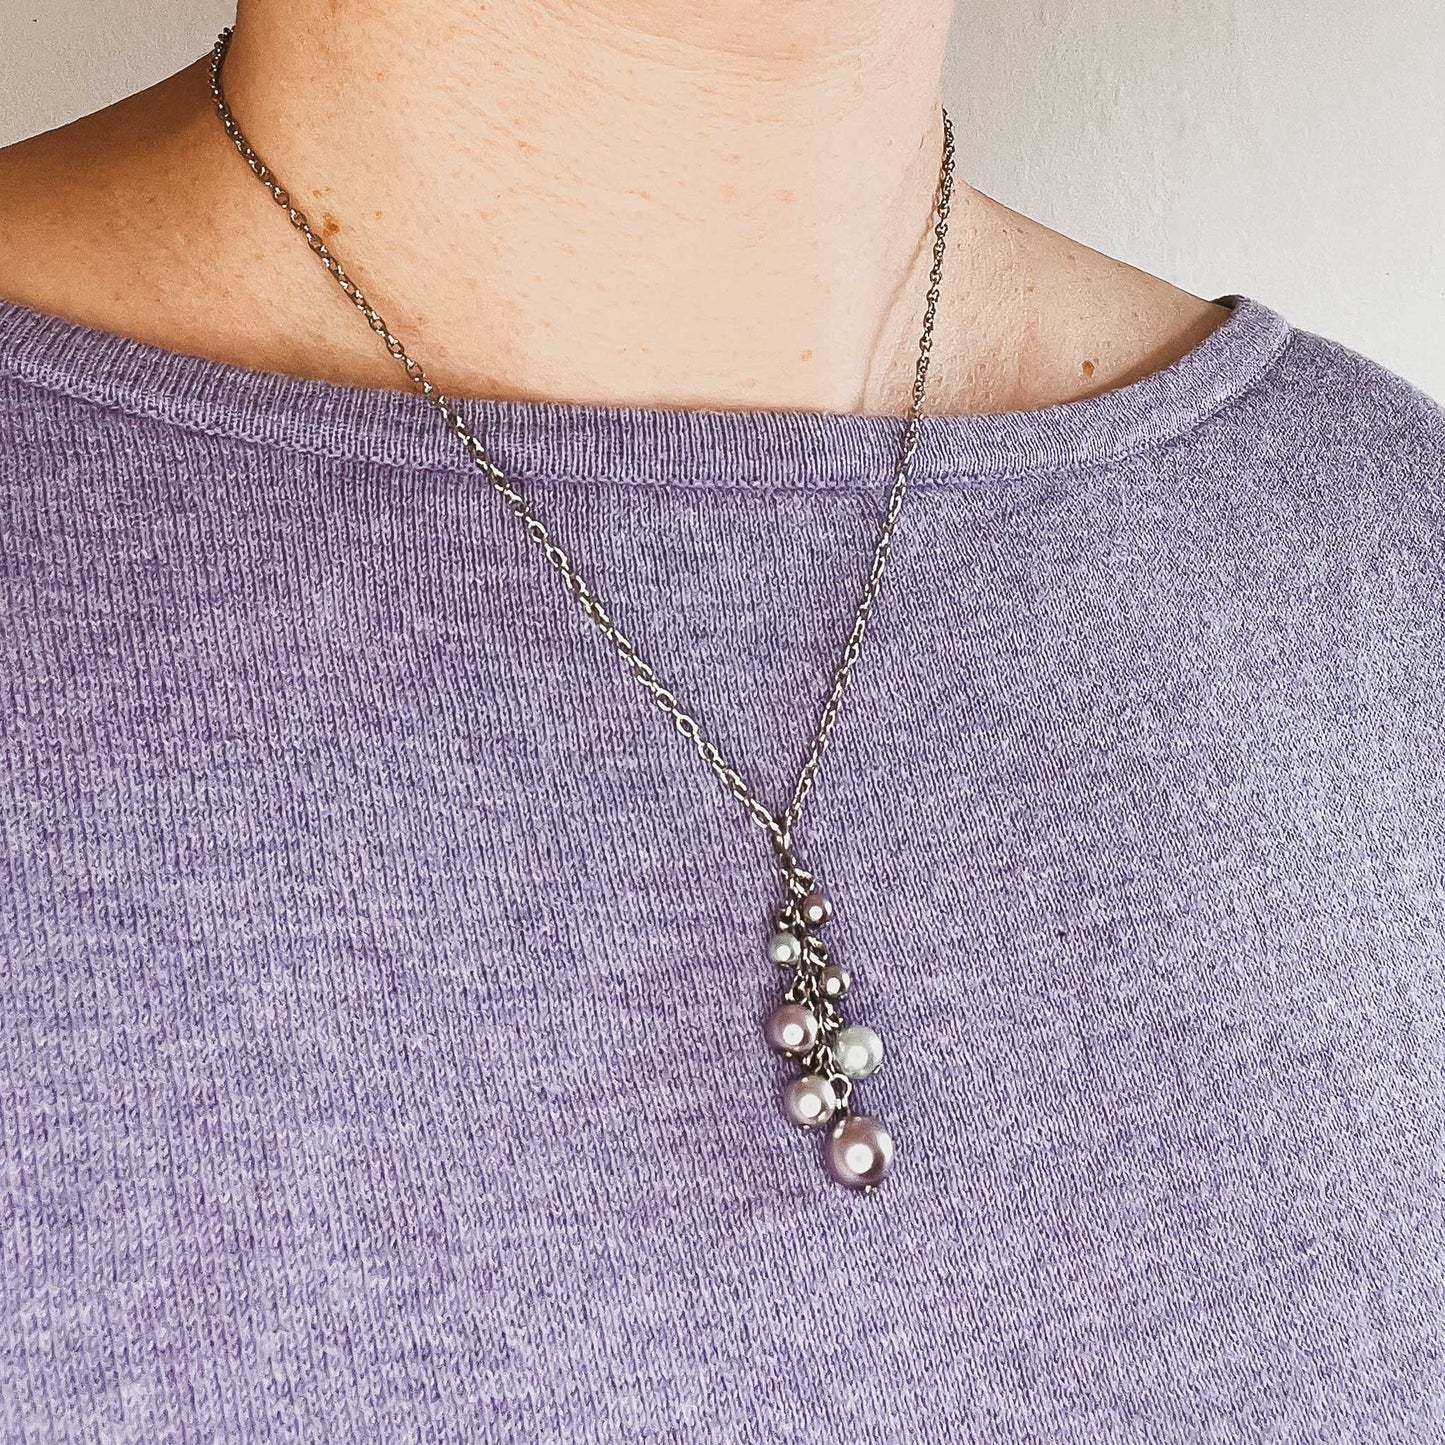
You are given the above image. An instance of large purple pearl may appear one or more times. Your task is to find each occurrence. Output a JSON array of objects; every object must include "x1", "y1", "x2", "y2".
[
  {"x1": 763, "y1": 1003, "x2": 819, "y2": 1057},
  {"x1": 825, "y1": 1115, "x2": 894, "y2": 1190}
]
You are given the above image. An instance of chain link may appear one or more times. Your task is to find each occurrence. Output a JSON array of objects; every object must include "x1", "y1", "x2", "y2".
[{"x1": 207, "y1": 27, "x2": 954, "y2": 878}]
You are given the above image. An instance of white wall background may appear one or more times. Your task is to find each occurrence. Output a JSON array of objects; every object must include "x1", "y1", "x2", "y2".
[{"x1": 2, "y1": 0, "x2": 1441, "y2": 399}]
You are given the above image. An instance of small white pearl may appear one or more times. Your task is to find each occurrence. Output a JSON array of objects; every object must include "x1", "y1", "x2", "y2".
[
  {"x1": 767, "y1": 930, "x2": 802, "y2": 967},
  {"x1": 834, "y1": 1024, "x2": 884, "y2": 1080}
]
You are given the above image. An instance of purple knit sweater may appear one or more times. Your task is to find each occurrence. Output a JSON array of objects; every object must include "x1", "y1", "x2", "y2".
[{"x1": 3, "y1": 291, "x2": 1444, "y2": 1442}]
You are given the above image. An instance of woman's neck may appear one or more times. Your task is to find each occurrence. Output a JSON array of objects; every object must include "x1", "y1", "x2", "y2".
[
  {"x1": 214, "y1": 0, "x2": 964, "y2": 411},
  {"x1": 0, "y1": 0, "x2": 1228, "y2": 416}
]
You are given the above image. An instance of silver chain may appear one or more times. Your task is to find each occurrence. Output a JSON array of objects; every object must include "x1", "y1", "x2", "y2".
[{"x1": 207, "y1": 27, "x2": 954, "y2": 889}]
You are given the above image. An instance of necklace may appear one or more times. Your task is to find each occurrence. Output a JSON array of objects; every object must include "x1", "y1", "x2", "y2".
[{"x1": 207, "y1": 26, "x2": 955, "y2": 1194}]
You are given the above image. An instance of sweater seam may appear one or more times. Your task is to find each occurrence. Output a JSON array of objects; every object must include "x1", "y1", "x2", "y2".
[{"x1": 0, "y1": 320, "x2": 1297, "y2": 493}]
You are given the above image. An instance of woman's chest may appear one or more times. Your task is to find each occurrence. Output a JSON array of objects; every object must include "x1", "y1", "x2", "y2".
[{"x1": 7, "y1": 472, "x2": 1444, "y2": 1439}]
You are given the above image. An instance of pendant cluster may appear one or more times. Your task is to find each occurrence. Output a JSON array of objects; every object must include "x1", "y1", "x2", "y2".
[{"x1": 763, "y1": 874, "x2": 894, "y2": 1192}]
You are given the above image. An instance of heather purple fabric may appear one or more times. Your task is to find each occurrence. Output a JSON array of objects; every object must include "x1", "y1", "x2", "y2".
[{"x1": 3, "y1": 291, "x2": 1445, "y2": 1443}]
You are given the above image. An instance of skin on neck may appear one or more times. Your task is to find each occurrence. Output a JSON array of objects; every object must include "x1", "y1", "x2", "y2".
[
  {"x1": 0, "y1": 0, "x2": 1228, "y2": 415},
  {"x1": 218, "y1": 0, "x2": 960, "y2": 412}
]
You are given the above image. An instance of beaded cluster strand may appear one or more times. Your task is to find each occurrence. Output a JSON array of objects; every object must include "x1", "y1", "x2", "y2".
[{"x1": 763, "y1": 854, "x2": 890, "y2": 1191}]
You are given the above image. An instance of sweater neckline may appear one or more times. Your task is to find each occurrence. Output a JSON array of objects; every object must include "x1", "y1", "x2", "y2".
[{"x1": 0, "y1": 291, "x2": 1293, "y2": 490}]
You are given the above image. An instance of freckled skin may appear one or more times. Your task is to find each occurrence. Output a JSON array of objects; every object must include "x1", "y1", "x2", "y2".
[{"x1": 0, "y1": 1, "x2": 1230, "y2": 413}]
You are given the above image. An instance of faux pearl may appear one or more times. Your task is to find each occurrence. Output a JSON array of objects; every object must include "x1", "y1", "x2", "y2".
[
  {"x1": 825, "y1": 1114, "x2": 894, "y2": 1190},
  {"x1": 818, "y1": 963, "x2": 850, "y2": 1001},
  {"x1": 798, "y1": 890, "x2": 834, "y2": 929},
  {"x1": 767, "y1": 930, "x2": 802, "y2": 967},
  {"x1": 764, "y1": 1002, "x2": 819, "y2": 1057},
  {"x1": 782, "y1": 1074, "x2": 838, "y2": 1130},
  {"x1": 833, "y1": 1024, "x2": 884, "y2": 1080}
]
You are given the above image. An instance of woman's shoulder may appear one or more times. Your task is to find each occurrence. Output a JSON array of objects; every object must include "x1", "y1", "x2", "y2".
[
  {"x1": 1261, "y1": 314, "x2": 1445, "y2": 463},
  {"x1": 0, "y1": 53, "x2": 370, "y2": 398},
  {"x1": 0, "y1": 58, "x2": 212, "y2": 331}
]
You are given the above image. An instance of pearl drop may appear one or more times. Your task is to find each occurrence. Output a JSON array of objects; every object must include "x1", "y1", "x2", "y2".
[
  {"x1": 819, "y1": 963, "x2": 850, "y2": 1001},
  {"x1": 767, "y1": 930, "x2": 802, "y2": 967},
  {"x1": 833, "y1": 1024, "x2": 884, "y2": 1080},
  {"x1": 782, "y1": 1074, "x2": 838, "y2": 1130},
  {"x1": 825, "y1": 1114, "x2": 894, "y2": 1190},
  {"x1": 763, "y1": 1002, "x2": 819, "y2": 1057},
  {"x1": 799, "y1": 890, "x2": 834, "y2": 929}
]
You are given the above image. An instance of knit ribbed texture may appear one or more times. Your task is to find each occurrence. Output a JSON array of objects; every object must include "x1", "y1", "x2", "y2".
[{"x1": 2, "y1": 292, "x2": 1444, "y2": 1443}]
